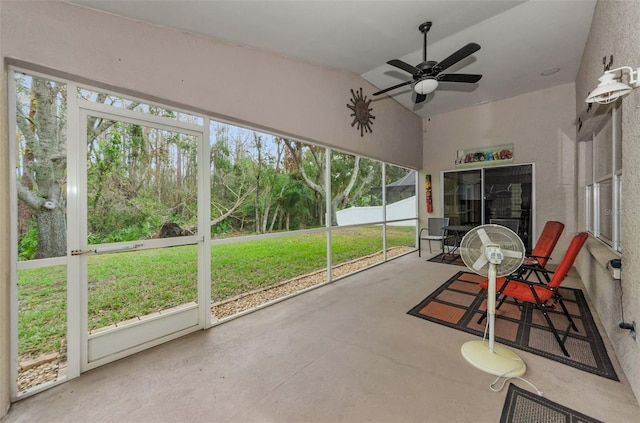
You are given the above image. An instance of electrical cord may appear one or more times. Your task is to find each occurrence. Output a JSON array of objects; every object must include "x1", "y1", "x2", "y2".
[
  {"x1": 606, "y1": 258, "x2": 625, "y2": 324},
  {"x1": 619, "y1": 274, "x2": 626, "y2": 324},
  {"x1": 614, "y1": 262, "x2": 636, "y2": 335},
  {"x1": 481, "y1": 312, "x2": 544, "y2": 396},
  {"x1": 490, "y1": 371, "x2": 544, "y2": 397}
]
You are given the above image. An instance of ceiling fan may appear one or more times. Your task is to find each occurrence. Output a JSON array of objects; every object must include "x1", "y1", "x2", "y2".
[{"x1": 373, "y1": 21, "x2": 482, "y2": 104}]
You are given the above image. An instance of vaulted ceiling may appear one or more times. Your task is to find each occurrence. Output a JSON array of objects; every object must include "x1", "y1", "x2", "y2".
[{"x1": 71, "y1": 1, "x2": 596, "y2": 118}]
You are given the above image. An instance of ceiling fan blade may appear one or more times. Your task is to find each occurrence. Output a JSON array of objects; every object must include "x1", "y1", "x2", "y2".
[
  {"x1": 387, "y1": 59, "x2": 421, "y2": 75},
  {"x1": 439, "y1": 73, "x2": 482, "y2": 83},
  {"x1": 373, "y1": 80, "x2": 413, "y2": 96},
  {"x1": 435, "y1": 43, "x2": 481, "y2": 73},
  {"x1": 415, "y1": 93, "x2": 427, "y2": 104}
]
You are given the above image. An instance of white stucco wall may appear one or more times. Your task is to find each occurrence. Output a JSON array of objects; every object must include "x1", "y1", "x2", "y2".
[
  {"x1": 0, "y1": 1, "x2": 11, "y2": 416},
  {"x1": 574, "y1": 0, "x2": 640, "y2": 402},
  {"x1": 420, "y1": 83, "x2": 577, "y2": 255}
]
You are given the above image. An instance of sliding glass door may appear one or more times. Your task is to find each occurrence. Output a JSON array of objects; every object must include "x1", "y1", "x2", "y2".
[
  {"x1": 442, "y1": 164, "x2": 534, "y2": 249},
  {"x1": 443, "y1": 170, "x2": 482, "y2": 226},
  {"x1": 484, "y1": 165, "x2": 533, "y2": 248}
]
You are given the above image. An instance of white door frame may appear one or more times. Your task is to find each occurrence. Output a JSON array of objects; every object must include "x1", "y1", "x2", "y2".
[
  {"x1": 75, "y1": 107, "x2": 208, "y2": 371},
  {"x1": 9, "y1": 67, "x2": 211, "y2": 399}
]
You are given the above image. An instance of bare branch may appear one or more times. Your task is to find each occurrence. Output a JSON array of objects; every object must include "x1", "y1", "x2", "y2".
[
  {"x1": 210, "y1": 186, "x2": 256, "y2": 226},
  {"x1": 282, "y1": 139, "x2": 324, "y2": 194},
  {"x1": 17, "y1": 179, "x2": 47, "y2": 210}
]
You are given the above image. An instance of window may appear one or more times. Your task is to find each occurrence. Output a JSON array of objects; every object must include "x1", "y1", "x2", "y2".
[{"x1": 585, "y1": 103, "x2": 622, "y2": 251}]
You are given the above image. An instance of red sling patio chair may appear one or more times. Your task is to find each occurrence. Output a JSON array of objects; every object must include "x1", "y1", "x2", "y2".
[
  {"x1": 516, "y1": 220, "x2": 565, "y2": 283},
  {"x1": 477, "y1": 232, "x2": 589, "y2": 357}
]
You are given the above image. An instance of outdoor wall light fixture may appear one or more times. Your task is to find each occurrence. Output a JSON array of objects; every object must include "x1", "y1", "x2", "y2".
[
  {"x1": 585, "y1": 66, "x2": 640, "y2": 104},
  {"x1": 414, "y1": 78, "x2": 439, "y2": 95}
]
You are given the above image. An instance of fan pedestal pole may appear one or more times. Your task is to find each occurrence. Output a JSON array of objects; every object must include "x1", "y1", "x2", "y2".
[{"x1": 461, "y1": 264, "x2": 526, "y2": 377}]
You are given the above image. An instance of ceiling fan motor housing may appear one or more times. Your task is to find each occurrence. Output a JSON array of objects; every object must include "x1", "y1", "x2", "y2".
[{"x1": 416, "y1": 61, "x2": 438, "y2": 75}]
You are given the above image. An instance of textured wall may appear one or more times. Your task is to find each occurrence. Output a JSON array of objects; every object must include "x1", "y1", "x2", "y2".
[
  {"x1": 421, "y1": 83, "x2": 577, "y2": 254},
  {"x1": 0, "y1": 0, "x2": 10, "y2": 415},
  {"x1": 574, "y1": 0, "x2": 640, "y2": 402}
]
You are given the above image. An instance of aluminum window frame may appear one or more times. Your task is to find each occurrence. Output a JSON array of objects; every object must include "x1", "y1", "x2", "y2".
[{"x1": 584, "y1": 103, "x2": 622, "y2": 252}]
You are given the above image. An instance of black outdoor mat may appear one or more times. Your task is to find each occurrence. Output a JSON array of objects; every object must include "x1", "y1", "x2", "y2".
[
  {"x1": 501, "y1": 384, "x2": 603, "y2": 423},
  {"x1": 427, "y1": 252, "x2": 466, "y2": 266},
  {"x1": 408, "y1": 271, "x2": 618, "y2": 380}
]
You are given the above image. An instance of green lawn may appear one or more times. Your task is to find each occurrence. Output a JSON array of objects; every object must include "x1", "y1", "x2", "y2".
[{"x1": 17, "y1": 226, "x2": 414, "y2": 356}]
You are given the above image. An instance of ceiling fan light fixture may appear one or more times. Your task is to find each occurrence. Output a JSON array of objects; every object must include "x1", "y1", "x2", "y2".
[{"x1": 415, "y1": 78, "x2": 438, "y2": 95}]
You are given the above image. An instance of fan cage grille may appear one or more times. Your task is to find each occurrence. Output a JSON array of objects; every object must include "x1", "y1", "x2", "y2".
[{"x1": 459, "y1": 225, "x2": 525, "y2": 277}]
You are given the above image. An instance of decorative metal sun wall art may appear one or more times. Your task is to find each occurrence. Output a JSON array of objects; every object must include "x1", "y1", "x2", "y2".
[{"x1": 347, "y1": 88, "x2": 375, "y2": 137}]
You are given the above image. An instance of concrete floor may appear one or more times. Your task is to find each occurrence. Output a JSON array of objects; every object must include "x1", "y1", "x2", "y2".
[{"x1": 3, "y1": 253, "x2": 640, "y2": 422}]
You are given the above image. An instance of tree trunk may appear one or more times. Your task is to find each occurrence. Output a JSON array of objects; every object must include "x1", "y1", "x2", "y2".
[
  {"x1": 35, "y1": 205, "x2": 66, "y2": 258},
  {"x1": 28, "y1": 77, "x2": 68, "y2": 258}
]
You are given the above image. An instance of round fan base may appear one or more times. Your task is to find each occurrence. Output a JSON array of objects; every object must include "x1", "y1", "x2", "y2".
[{"x1": 461, "y1": 340, "x2": 526, "y2": 377}]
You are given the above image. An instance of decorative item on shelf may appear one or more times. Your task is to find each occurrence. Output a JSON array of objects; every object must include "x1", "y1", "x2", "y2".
[
  {"x1": 585, "y1": 63, "x2": 639, "y2": 104},
  {"x1": 347, "y1": 88, "x2": 374, "y2": 137},
  {"x1": 425, "y1": 174, "x2": 432, "y2": 213},
  {"x1": 454, "y1": 144, "x2": 513, "y2": 167}
]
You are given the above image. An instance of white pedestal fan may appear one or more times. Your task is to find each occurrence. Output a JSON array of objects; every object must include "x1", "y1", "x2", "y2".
[{"x1": 459, "y1": 224, "x2": 526, "y2": 377}]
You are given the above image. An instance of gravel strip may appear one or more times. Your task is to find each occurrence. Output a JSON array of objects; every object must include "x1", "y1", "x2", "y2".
[
  {"x1": 18, "y1": 361, "x2": 62, "y2": 392},
  {"x1": 211, "y1": 246, "x2": 413, "y2": 319}
]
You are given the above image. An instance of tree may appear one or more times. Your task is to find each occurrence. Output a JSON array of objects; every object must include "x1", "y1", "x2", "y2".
[
  {"x1": 209, "y1": 124, "x2": 257, "y2": 234},
  {"x1": 271, "y1": 173, "x2": 314, "y2": 231},
  {"x1": 282, "y1": 139, "x2": 378, "y2": 226},
  {"x1": 281, "y1": 140, "x2": 327, "y2": 225},
  {"x1": 15, "y1": 75, "x2": 152, "y2": 255},
  {"x1": 16, "y1": 76, "x2": 67, "y2": 259}
]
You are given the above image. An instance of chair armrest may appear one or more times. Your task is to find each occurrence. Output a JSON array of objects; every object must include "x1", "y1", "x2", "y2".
[{"x1": 419, "y1": 227, "x2": 429, "y2": 238}]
